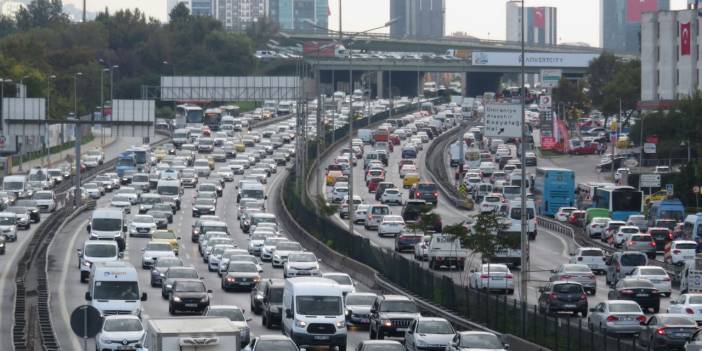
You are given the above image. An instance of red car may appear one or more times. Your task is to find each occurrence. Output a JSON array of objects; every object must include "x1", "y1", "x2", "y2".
[
  {"x1": 568, "y1": 140, "x2": 598, "y2": 155},
  {"x1": 389, "y1": 134, "x2": 401, "y2": 145},
  {"x1": 367, "y1": 177, "x2": 382, "y2": 193},
  {"x1": 568, "y1": 210, "x2": 587, "y2": 227}
]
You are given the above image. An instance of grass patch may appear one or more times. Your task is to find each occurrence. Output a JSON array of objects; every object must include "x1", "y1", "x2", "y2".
[
  {"x1": 231, "y1": 101, "x2": 262, "y2": 112},
  {"x1": 12, "y1": 134, "x2": 95, "y2": 166}
]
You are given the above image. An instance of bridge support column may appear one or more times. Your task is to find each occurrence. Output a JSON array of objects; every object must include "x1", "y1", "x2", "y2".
[{"x1": 376, "y1": 71, "x2": 384, "y2": 99}]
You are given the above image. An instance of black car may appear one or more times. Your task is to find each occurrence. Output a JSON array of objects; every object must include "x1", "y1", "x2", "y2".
[
  {"x1": 152, "y1": 203, "x2": 176, "y2": 216},
  {"x1": 150, "y1": 256, "x2": 184, "y2": 287},
  {"x1": 648, "y1": 228, "x2": 672, "y2": 251},
  {"x1": 260, "y1": 279, "x2": 284, "y2": 328},
  {"x1": 608, "y1": 278, "x2": 661, "y2": 313},
  {"x1": 409, "y1": 182, "x2": 439, "y2": 206},
  {"x1": 394, "y1": 232, "x2": 423, "y2": 252},
  {"x1": 14, "y1": 200, "x2": 40, "y2": 223},
  {"x1": 537, "y1": 281, "x2": 588, "y2": 317},
  {"x1": 161, "y1": 267, "x2": 200, "y2": 299},
  {"x1": 168, "y1": 279, "x2": 212, "y2": 315},
  {"x1": 192, "y1": 198, "x2": 216, "y2": 217},
  {"x1": 374, "y1": 182, "x2": 397, "y2": 201},
  {"x1": 150, "y1": 211, "x2": 170, "y2": 229},
  {"x1": 638, "y1": 314, "x2": 698, "y2": 351},
  {"x1": 369, "y1": 295, "x2": 421, "y2": 339},
  {"x1": 401, "y1": 200, "x2": 428, "y2": 223}
]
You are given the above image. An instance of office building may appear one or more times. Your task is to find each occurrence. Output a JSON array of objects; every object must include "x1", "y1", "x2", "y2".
[
  {"x1": 389, "y1": 0, "x2": 445, "y2": 39},
  {"x1": 505, "y1": 1, "x2": 557, "y2": 46},
  {"x1": 191, "y1": 0, "x2": 213, "y2": 16},
  {"x1": 601, "y1": 0, "x2": 669, "y2": 54},
  {"x1": 215, "y1": 0, "x2": 268, "y2": 32},
  {"x1": 641, "y1": 9, "x2": 701, "y2": 104},
  {"x1": 269, "y1": 0, "x2": 328, "y2": 33}
]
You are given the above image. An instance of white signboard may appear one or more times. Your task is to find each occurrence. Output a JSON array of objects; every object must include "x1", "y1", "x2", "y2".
[
  {"x1": 160, "y1": 76, "x2": 300, "y2": 101},
  {"x1": 111, "y1": 99, "x2": 155, "y2": 138},
  {"x1": 472, "y1": 52, "x2": 599, "y2": 68},
  {"x1": 485, "y1": 103, "x2": 523, "y2": 138},
  {"x1": 540, "y1": 69, "x2": 562, "y2": 88},
  {"x1": 1, "y1": 97, "x2": 47, "y2": 154},
  {"x1": 640, "y1": 174, "x2": 661, "y2": 188},
  {"x1": 643, "y1": 143, "x2": 656, "y2": 154},
  {"x1": 538, "y1": 95, "x2": 552, "y2": 110}
]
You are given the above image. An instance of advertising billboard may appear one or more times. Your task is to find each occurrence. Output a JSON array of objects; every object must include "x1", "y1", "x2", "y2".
[{"x1": 472, "y1": 52, "x2": 599, "y2": 68}]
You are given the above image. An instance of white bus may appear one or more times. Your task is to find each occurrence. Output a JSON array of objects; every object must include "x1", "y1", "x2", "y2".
[{"x1": 175, "y1": 104, "x2": 204, "y2": 129}]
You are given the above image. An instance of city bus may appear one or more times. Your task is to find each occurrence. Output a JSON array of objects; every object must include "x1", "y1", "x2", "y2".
[
  {"x1": 175, "y1": 104, "x2": 204, "y2": 129},
  {"x1": 204, "y1": 107, "x2": 223, "y2": 131},
  {"x1": 128, "y1": 147, "x2": 149, "y2": 172},
  {"x1": 593, "y1": 186, "x2": 644, "y2": 221},
  {"x1": 534, "y1": 167, "x2": 575, "y2": 217},
  {"x1": 220, "y1": 105, "x2": 240, "y2": 117}
]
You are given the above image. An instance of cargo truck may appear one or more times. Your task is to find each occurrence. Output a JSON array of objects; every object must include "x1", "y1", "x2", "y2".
[{"x1": 142, "y1": 317, "x2": 240, "y2": 351}]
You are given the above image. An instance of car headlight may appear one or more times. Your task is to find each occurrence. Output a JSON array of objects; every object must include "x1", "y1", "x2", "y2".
[
  {"x1": 273, "y1": 255, "x2": 280, "y2": 260},
  {"x1": 415, "y1": 339, "x2": 426, "y2": 347},
  {"x1": 382, "y1": 319, "x2": 392, "y2": 327},
  {"x1": 200, "y1": 296, "x2": 208, "y2": 302},
  {"x1": 294, "y1": 319, "x2": 307, "y2": 328},
  {"x1": 165, "y1": 284, "x2": 172, "y2": 289},
  {"x1": 336, "y1": 320, "x2": 346, "y2": 329},
  {"x1": 173, "y1": 296, "x2": 181, "y2": 302},
  {"x1": 82, "y1": 261, "x2": 92, "y2": 268}
]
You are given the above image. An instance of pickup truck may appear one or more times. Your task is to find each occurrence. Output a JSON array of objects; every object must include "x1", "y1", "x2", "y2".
[{"x1": 427, "y1": 234, "x2": 468, "y2": 271}]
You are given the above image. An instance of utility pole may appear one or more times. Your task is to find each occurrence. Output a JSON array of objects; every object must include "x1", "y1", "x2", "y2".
[
  {"x1": 45, "y1": 74, "x2": 55, "y2": 166},
  {"x1": 519, "y1": 0, "x2": 529, "y2": 335},
  {"x1": 73, "y1": 72, "x2": 82, "y2": 207},
  {"x1": 82, "y1": 0, "x2": 86, "y2": 22},
  {"x1": 100, "y1": 68, "x2": 108, "y2": 146},
  {"x1": 612, "y1": 99, "x2": 620, "y2": 183},
  {"x1": 18, "y1": 75, "x2": 28, "y2": 173},
  {"x1": 347, "y1": 49, "x2": 355, "y2": 233},
  {"x1": 338, "y1": 0, "x2": 343, "y2": 40}
]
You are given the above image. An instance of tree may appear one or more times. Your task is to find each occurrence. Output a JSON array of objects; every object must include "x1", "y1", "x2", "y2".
[
  {"x1": 168, "y1": 2, "x2": 191, "y2": 24},
  {"x1": 457, "y1": 211, "x2": 517, "y2": 264},
  {"x1": 0, "y1": 15, "x2": 16, "y2": 38},
  {"x1": 552, "y1": 77, "x2": 588, "y2": 118},
  {"x1": 15, "y1": 0, "x2": 69, "y2": 31},
  {"x1": 600, "y1": 59, "x2": 641, "y2": 116},
  {"x1": 587, "y1": 52, "x2": 620, "y2": 109},
  {"x1": 246, "y1": 16, "x2": 279, "y2": 48}
]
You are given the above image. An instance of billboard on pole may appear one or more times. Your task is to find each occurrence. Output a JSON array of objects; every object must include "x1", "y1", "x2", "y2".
[
  {"x1": 111, "y1": 99, "x2": 155, "y2": 138},
  {"x1": 485, "y1": 104, "x2": 522, "y2": 138},
  {"x1": 1, "y1": 97, "x2": 47, "y2": 154}
]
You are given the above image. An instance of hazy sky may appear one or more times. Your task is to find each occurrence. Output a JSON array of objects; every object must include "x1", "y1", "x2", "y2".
[{"x1": 65, "y1": 0, "x2": 690, "y2": 47}]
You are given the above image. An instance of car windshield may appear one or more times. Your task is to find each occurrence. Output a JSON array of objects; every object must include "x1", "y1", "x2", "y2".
[
  {"x1": 346, "y1": 295, "x2": 376, "y2": 305},
  {"x1": 509, "y1": 207, "x2": 535, "y2": 220},
  {"x1": 84, "y1": 244, "x2": 117, "y2": 257},
  {"x1": 91, "y1": 218, "x2": 121, "y2": 231},
  {"x1": 228, "y1": 255, "x2": 256, "y2": 263},
  {"x1": 323, "y1": 275, "x2": 351, "y2": 286},
  {"x1": 103, "y1": 318, "x2": 143, "y2": 332},
  {"x1": 145, "y1": 243, "x2": 172, "y2": 251},
  {"x1": 93, "y1": 281, "x2": 139, "y2": 300},
  {"x1": 564, "y1": 265, "x2": 591, "y2": 273},
  {"x1": 608, "y1": 303, "x2": 641, "y2": 313},
  {"x1": 167, "y1": 269, "x2": 198, "y2": 279},
  {"x1": 483, "y1": 265, "x2": 508, "y2": 273},
  {"x1": 0, "y1": 216, "x2": 15, "y2": 225},
  {"x1": 158, "y1": 186, "x2": 179, "y2": 195},
  {"x1": 296, "y1": 296, "x2": 342, "y2": 315},
  {"x1": 3, "y1": 182, "x2": 24, "y2": 190},
  {"x1": 112, "y1": 195, "x2": 131, "y2": 203},
  {"x1": 552, "y1": 284, "x2": 582, "y2": 294},
  {"x1": 277, "y1": 242, "x2": 301, "y2": 251},
  {"x1": 155, "y1": 258, "x2": 182, "y2": 268},
  {"x1": 228, "y1": 263, "x2": 257, "y2": 272},
  {"x1": 621, "y1": 254, "x2": 646, "y2": 266},
  {"x1": 459, "y1": 334, "x2": 504, "y2": 349},
  {"x1": 207, "y1": 308, "x2": 245, "y2": 321},
  {"x1": 288, "y1": 253, "x2": 316, "y2": 262},
  {"x1": 132, "y1": 175, "x2": 149, "y2": 183},
  {"x1": 33, "y1": 192, "x2": 52, "y2": 200},
  {"x1": 256, "y1": 340, "x2": 297, "y2": 351},
  {"x1": 639, "y1": 268, "x2": 666, "y2": 276},
  {"x1": 175, "y1": 281, "x2": 205, "y2": 292},
  {"x1": 380, "y1": 301, "x2": 417, "y2": 313},
  {"x1": 581, "y1": 249, "x2": 603, "y2": 256},
  {"x1": 133, "y1": 216, "x2": 154, "y2": 224},
  {"x1": 660, "y1": 316, "x2": 696, "y2": 325},
  {"x1": 196, "y1": 199, "x2": 214, "y2": 206},
  {"x1": 677, "y1": 243, "x2": 697, "y2": 250},
  {"x1": 622, "y1": 279, "x2": 654, "y2": 288},
  {"x1": 417, "y1": 320, "x2": 454, "y2": 334}
]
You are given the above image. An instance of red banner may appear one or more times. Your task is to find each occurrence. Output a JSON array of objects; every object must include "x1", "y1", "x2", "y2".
[
  {"x1": 646, "y1": 135, "x2": 659, "y2": 144},
  {"x1": 627, "y1": 0, "x2": 657, "y2": 22},
  {"x1": 540, "y1": 136, "x2": 556, "y2": 150},
  {"x1": 533, "y1": 7, "x2": 545, "y2": 28},
  {"x1": 681, "y1": 22, "x2": 692, "y2": 56}
]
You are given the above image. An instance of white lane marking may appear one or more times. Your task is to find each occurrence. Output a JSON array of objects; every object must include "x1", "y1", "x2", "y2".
[{"x1": 57, "y1": 219, "x2": 89, "y2": 351}]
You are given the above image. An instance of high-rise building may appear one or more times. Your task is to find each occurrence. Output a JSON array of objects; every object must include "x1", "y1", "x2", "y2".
[
  {"x1": 505, "y1": 1, "x2": 557, "y2": 46},
  {"x1": 191, "y1": 0, "x2": 214, "y2": 16},
  {"x1": 600, "y1": 0, "x2": 669, "y2": 54},
  {"x1": 215, "y1": 0, "x2": 268, "y2": 32},
  {"x1": 269, "y1": 0, "x2": 328, "y2": 33},
  {"x1": 389, "y1": 0, "x2": 445, "y2": 39}
]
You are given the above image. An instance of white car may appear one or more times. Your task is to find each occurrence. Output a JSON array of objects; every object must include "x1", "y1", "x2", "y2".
[
  {"x1": 330, "y1": 186, "x2": 349, "y2": 203},
  {"x1": 569, "y1": 247, "x2": 607, "y2": 274},
  {"x1": 380, "y1": 188, "x2": 403, "y2": 205},
  {"x1": 587, "y1": 217, "x2": 610, "y2": 238},
  {"x1": 479, "y1": 194, "x2": 502, "y2": 213},
  {"x1": 377, "y1": 215, "x2": 405, "y2": 237},
  {"x1": 667, "y1": 293, "x2": 702, "y2": 323},
  {"x1": 259, "y1": 237, "x2": 287, "y2": 262},
  {"x1": 323, "y1": 272, "x2": 356, "y2": 295},
  {"x1": 555, "y1": 207, "x2": 578, "y2": 222},
  {"x1": 399, "y1": 164, "x2": 417, "y2": 178},
  {"x1": 339, "y1": 195, "x2": 363, "y2": 219},
  {"x1": 613, "y1": 225, "x2": 640, "y2": 247},
  {"x1": 110, "y1": 194, "x2": 133, "y2": 213},
  {"x1": 664, "y1": 240, "x2": 697, "y2": 266},
  {"x1": 117, "y1": 187, "x2": 140, "y2": 204},
  {"x1": 129, "y1": 215, "x2": 157, "y2": 237},
  {"x1": 96, "y1": 315, "x2": 145, "y2": 351},
  {"x1": 404, "y1": 317, "x2": 455, "y2": 351},
  {"x1": 84, "y1": 182, "x2": 103, "y2": 199},
  {"x1": 354, "y1": 204, "x2": 370, "y2": 224},
  {"x1": 215, "y1": 168, "x2": 234, "y2": 181},
  {"x1": 628, "y1": 266, "x2": 672, "y2": 296},
  {"x1": 271, "y1": 241, "x2": 303, "y2": 268},
  {"x1": 0, "y1": 212, "x2": 18, "y2": 241},
  {"x1": 141, "y1": 241, "x2": 176, "y2": 269},
  {"x1": 468, "y1": 263, "x2": 514, "y2": 294},
  {"x1": 204, "y1": 305, "x2": 251, "y2": 347},
  {"x1": 283, "y1": 251, "x2": 320, "y2": 278},
  {"x1": 32, "y1": 190, "x2": 56, "y2": 212}
]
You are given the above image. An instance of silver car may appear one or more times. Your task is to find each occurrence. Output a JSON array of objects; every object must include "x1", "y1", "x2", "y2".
[
  {"x1": 587, "y1": 300, "x2": 646, "y2": 335},
  {"x1": 623, "y1": 233, "x2": 657, "y2": 259},
  {"x1": 549, "y1": 263, "x2": 597, "y2": 295},
  {"x1": 404, "y1": 317, "x2": 455, "y2": 351}
]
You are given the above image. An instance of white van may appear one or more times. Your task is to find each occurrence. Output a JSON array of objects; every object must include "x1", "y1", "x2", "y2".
[
  {"x1": 283, "y1": 277, "x2": 347, "y2": 350},
  {"x1": 87, "y1": 208, "x2": 127, "y2": 251},
  {"x1": 85, "y1": 261, "x2": 147, "y2": 316},
  {"x1": 237, "y1": 182, "x2": 266, "y2": 203},
  {"x1": 78, "y1": 240, "x2": 120, "y2": 282},
  {"x1": 172, "y1": 128, "x2": 191, "y2": 147},
  {"x1": 157, "y1": 179, "x2": 182, "y2": 210},
  {"x1": 3, "y1": 175, "x2": 31, "y2": 199},
  {"x1": 507, "y1": 199, "x2": 537, "y2": 240}
]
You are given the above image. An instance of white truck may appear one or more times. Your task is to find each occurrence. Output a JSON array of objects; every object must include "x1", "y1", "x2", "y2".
[
  {"x1": 427, "y1": 234, "x2": 468, "y2": 271},
  {"x1": 680, "y1": 257, "x2": 702, "y2": 294},
  {"x1": 142, "y1": 317, "x2": 240, "y2": 351}
]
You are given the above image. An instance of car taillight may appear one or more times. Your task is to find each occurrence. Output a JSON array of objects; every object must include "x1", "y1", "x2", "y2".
[
  {"x1": 415, "y1": 192, "x2": 421, "y2": 198},
  {"x1": 650, "y1": 241, "x2": 657, "y2": 247},
  {"x1": 663, "y1": 277, "x2": 671, "y2": 281},
  {"x1": 580, "y1": 293, "x2": 588, "y2": 300},
  {"x1": 615, "y1": 262, "x2": 620, "y2": 272},
  {"x1": 620, "y1": 289, "x2": 634, "y2": 295},
  {"x1": 548, "y1": 293, "x2": 558, "y2": 301},
  {"x1": 673, "y1": 249, "x2": 681, "y2": 254},
  {"x1": 627, "y1": 241, "x2": 633, "y2": 246},
  {"x1": 668, "y1": 231, "x2": 673, "y2": 240},
  {"x1": 636, "y1": 315, "x2": 647, "y2": 323},
  {"x1": 480, "y1": 274, "x2": 489, "y2": 279},
  {"x1": 606, "y1": 315, "x2": 619, "y2": 322},
  {"x1": 577, "y1": 257, "x2": 583, "y2": 261},
  {"x1": 656, "y1": 328, "x2": 666, "y2": 336},
  {"x1": 433, "y1": 192, "x2": 438, "y2": 197},
  {"x1": 506, "y1": 274, "x2": 513, "y2": 279},
  {"x1": 686, "y1": 308, "x2": 695, "y2": 314},
  {"x1": 561, "y1": 275, "x2": 571, "y2": 279}
]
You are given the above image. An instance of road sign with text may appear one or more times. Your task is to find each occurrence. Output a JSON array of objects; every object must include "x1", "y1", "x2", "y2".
[
  {"x1": 485, "y1": 103, "x2": 522, "y2": 138},
  {"x1": 640, "y1": 174, "x2": 661, "y2": 188}
]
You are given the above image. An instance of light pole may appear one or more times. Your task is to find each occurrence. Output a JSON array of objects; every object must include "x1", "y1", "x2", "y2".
[
  {"x1": 45, "y1": 74, "x2": 56, "y2": 166},
  {"x1": 162, "y1": 61, "x2": 177, "y2": 125},
  {"x1": 100, "y1": 68, "x2": 108, "y2": 145},
  {"x1": 18, "y1": 75, "x2": 29, "y2": 172},
  {"x1": 519, "y1": 0, "x2": 529, "y2": 333},
  {"x1": 110, "y1": 65, "x2": 119, "y2": 105},
  {"x1": 73, "y1": 72, "x2": 82, "y2": 207},
  {"x1": 0, "y1": 78, "x2": 11, "y2": 127}
]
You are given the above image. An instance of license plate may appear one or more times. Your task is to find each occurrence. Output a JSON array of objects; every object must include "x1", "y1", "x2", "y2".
[
  {"x1": 636, "y1": 293, "x2": 649, "y2": 297},
  {"x1": 563, "y1": 304, "x2": 576, "y2": 308},
  {"x1": 397, "y1": 328, "x2": 408, "y2": 332},
  {"x1": 674, "y1": 333, "x2": 689, "y2": 337},
  {"x1": 685, "y1": 256, "x2": 694, "y2": 259},
  {"x1": 239, "y1": 282, "x2": 251, "y2": 286},
  {"x1": 491, "y1": 277, "x2": 504, "y2": 280},
  {"x1": 313, "y1": 336, "x2": 330, "y2": 340},
  {"x1": 651, "y1": 280, "x2": 660, "y2": 283},
  {"x1": 185, "y1": 303, "x2": 197, "y2": 307}
]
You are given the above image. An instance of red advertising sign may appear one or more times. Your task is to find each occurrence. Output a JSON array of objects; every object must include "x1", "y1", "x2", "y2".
[
  {"x1": 541, "y1": 136, "x2": 556, "y2": 150},
  {"x1": 627, "y1": 0, "x2": 657, "y2": 22},
  {"x1": 533, "y1": 7, "x2": 545, "y2": 28},
  {"x1": 645, "y1": 135, "x2": 659, "y2": 144},
  {"x1": 681, "y1": 22, "x2": 692, "y2": 56}
]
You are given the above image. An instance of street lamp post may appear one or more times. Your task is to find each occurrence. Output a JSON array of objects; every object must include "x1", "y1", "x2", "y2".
[
  {"x1": 73, "y1": 72, "x2": 82, "y2": 207},
  {"x1": 519, "y1": 0, "x2": 529, "y2": 334},
  {"x1": 18, "y1": 75, "x2": 29, "y2": 172},
  {"x1": 45, "y1": 74, "x2": 56, "y2": 166},
  {"x1": 100, "y1": 68, "x2": 108, "y2": 145}
]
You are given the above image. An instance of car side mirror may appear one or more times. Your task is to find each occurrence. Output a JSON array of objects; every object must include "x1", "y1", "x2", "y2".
[
  {"x1": 470, "y1": 269, "x2": 475, "y2": 273},
  {"x1": 589, "y1": 308, "x2": 595, "y2": 312},
  {"x1": 285, "y1": 308, "x2": 293, "y2": 319},
  {"x1": 85, "y1": 292, "x2": 92, "y2": 301},
  {"x1": 77, "y1": 248, "x2": 83, "y2": 257},
  {"x1": 504, "y1": 344, "x2": 511, "y2": 350},
  {"x1": 670, "y1": 301, "x2": 677, "y2": 305},
  {"x1": 86, "y1": 224, "x2": 91, "y2": 233},
  {"x1": 177, "y1": 237, "x2": 182, "y2": 240},
  {"x1": 118, "y1": 252, "x2": 124, "y2": 258},
  {"x1": 141, "y1": 293, "x2": 148, "y2": 301},
  {"x1": 264, "y1": 195, "x2": 268, "y2": 200},
  {"x1": 207, "y1": 289, "x2": 213, "y2": 294},
  {"x1": 550, "y1": 269, "x2": 557, "y2": 274}
]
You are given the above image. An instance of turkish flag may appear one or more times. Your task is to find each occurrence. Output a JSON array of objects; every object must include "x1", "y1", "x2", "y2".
[
  {"x1": 533, "y1": 7, "x2": 545, "y2": 28},
  {"x1": 681, "y1": 22, "x2": 691, "y2": 56},
  {"x1": 627, "y1": 0, "x2": 657, "y2": 23}
]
